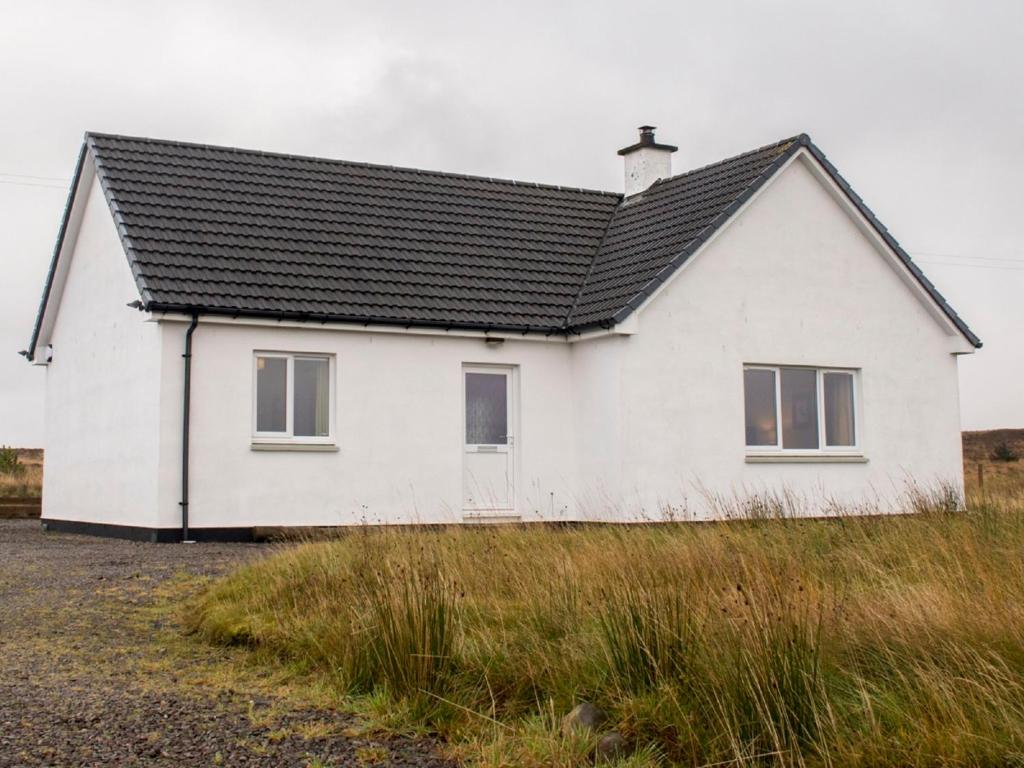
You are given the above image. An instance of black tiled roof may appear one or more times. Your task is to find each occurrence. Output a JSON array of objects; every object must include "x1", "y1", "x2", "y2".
[
  {"x1": 568, "y1": 137, "x2": 797, "y2": 327},
  {"x1": 26, "y1": 131, "x2": 980, "y2": 358},
  {"x1": 89, "y1": 133, "x2": 621, "y2": 331}
]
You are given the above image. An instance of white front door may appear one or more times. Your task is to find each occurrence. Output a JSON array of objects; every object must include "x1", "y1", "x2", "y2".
[{"x1": 462, "y1": 366, "x2": 515, "y2": 513}]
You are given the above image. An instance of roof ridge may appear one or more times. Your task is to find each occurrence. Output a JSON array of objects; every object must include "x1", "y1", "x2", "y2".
[
  {"x1": 646, "y1": 133, "x2": 807, "y2": 190},
  {"x1": 85, "y1": 131, "x2": 624, "y2": 200}
]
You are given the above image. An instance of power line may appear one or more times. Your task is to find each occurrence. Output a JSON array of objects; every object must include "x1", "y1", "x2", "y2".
[
  {"x1": 0, "y1": 172, "x2": 70, "y2": 183},
  {"x1": 0, "y1": 179, "x2": 68, "y2": 190},
  {"x1": 910, "y1": 250, "x2": 1024, "y2": 264},
  {"x1": 917, "y1": 259, "x2": 1024, "y2": 272}
]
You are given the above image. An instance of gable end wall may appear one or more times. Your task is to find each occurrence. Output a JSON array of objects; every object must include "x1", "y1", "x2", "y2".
[
  {"x1": 578, "y1": 156, "x2": 965, "y2": 518},
  {"x1": 41, "y1": 176, "x2": 162, "y2": 527}
]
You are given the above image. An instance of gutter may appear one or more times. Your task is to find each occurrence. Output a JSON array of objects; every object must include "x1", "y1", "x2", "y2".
[
  {"x1": 151, "y1": 307, "x2": 628, "y2": 342},
  {"x1": 146, "y1": 302, "x2": 563, "y2": 338},
  {"x1": 180, "y1": 313, "x2": 199, "y2": 543}
]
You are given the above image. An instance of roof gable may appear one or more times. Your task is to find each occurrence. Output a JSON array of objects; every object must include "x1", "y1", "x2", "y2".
[
  {"x1": 575, "y1": 138, "x2": 981, "y2": 350},
  {"x1": 799, "y1": 140, "x2": 980, "y2": 348},
  {"x1": 567, "y1": 137, "x2": 799, "y2": 328},
  {"x1": 25, "y1": 131, "x2": 980, "y2": 359}
]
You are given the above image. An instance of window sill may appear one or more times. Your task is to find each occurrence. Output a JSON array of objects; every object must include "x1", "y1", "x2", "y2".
[
  {"x1": 746, "y1": 453, "x2": 868, "y2": 464},
  {"x1": 251, "y1": 442, "x2": 339, "y2": 452}
]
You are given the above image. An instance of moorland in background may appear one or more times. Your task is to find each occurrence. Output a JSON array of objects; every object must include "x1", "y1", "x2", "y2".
[{"x1": 0, "y1": 447, "x2": 42, "y2": 499}]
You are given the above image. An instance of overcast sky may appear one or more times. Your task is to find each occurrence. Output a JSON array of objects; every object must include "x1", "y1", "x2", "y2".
[{"x1": 1, "y1": 0, "x2": 1021, "y2": 446}]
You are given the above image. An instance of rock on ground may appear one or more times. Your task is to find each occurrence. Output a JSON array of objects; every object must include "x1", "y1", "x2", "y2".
[
  {"x1": 594, "y1": 731, "x2": 628, "y2": 762},
  {"x1": 560, "y1": 701, "x2": 608, "y2": 737}
]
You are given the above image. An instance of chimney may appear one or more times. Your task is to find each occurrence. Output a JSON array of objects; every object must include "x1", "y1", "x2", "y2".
[{"x1": 617, "y1": 125, "x2": 678, "y2": 196}]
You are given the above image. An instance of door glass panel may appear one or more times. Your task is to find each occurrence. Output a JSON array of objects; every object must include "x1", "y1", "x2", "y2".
[
  {"x1": 824, "y1": 372, "x2": 856, "y2": 447},
  {"x1": 743, "y1": 368, "x2": 778, "y2": 446},
  {"x1": 465, "y1": 372, "x2": 507, "y2": 444},
  {"x1": 780, "y1": 368, "x2": 819, "y2": 449},
  {"x1": 294, "y1": 358, "x2": 330, "y2": 437},
  {"x1": 256, "y1": 356, "x2": 287, "y2": 432}
]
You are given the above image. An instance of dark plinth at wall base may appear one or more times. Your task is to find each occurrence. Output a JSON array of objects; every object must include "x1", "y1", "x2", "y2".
[{"x1": 41, "y1": 518, "x2": 255, "y2": 543}]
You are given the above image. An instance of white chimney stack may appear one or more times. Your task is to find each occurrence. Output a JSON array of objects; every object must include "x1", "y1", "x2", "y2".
[{"x1": 618, "y1": 125, "x2": 677, "y2": 197}]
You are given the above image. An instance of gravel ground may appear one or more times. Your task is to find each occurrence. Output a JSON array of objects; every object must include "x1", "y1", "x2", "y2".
[{"x1": 0, "y1": 520, "x2": 454, "y2": 768}]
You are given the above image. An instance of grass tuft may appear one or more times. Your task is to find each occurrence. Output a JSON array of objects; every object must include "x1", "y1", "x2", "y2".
[
  {"x1": 361, "y1": 556, "x2": 456, "y2": 708},
  {"x1": 596, "y1": 578, "x2": 696, "y2": 693}
]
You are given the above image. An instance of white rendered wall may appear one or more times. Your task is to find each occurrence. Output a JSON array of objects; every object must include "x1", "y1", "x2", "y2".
[
  {"x1": 575, "y1": 155, "x2": 966, "y2": 519},
  {"x1": 154, "y1": 322, "x2": 577, "y2": 529},
  {"x1": 570, "y1": 334, "x2": 628, "y2": 514},
  {"x1": 42, "y1": 176, "x2": 162, "y2": 526}
]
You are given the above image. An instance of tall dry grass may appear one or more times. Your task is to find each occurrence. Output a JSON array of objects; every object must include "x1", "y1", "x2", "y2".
[
  {"x1": 0, "y1": 448, "x2": 42, "y2": 498},
  {"x1": 187, "y1": 483, "x2": 1024, "y2": 767}
]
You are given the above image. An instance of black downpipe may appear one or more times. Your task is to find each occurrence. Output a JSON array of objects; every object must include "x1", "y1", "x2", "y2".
[{"x1": 180, "y1": 313, "x2": 199, "y2": 543}]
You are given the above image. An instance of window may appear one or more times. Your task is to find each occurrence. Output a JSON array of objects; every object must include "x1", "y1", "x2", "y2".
[
  {"x1": 465, "y1": 372, "x2": 508, "y2": 445},
  {"x1": 823, "y1": 372, "x2": 856, "y2": 447},
  {"x1": 743, "y1": 366, "x2": 858, "y2": 452},
  {"x1": 253, "y1": 353, "x2": 333, "y2": 442},
  {"x1": 743, "y1": 368, "x2": 778, "y2": 446}
]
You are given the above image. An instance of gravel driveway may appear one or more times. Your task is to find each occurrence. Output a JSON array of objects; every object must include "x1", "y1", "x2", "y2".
[{"x1": 0, "y1": 520, "x2": 454, "y2": 767}]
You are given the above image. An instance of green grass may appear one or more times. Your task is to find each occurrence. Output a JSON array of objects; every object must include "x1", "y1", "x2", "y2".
[{"x1": 185, "y1": 477, "x2": 1024, "y2": 767}]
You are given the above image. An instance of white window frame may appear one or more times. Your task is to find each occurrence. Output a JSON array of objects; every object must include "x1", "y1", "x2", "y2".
[
  {"x1": 743, "y1": 365, "x2": 861, "y2": 455},
  {"x1": 252, "y1": 351, "x2": 335, "y2": 445}
]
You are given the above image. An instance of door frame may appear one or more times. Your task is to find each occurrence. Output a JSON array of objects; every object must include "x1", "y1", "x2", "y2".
[{"x1": 461, "y1": 363, "x2": 519, "y2": 518}]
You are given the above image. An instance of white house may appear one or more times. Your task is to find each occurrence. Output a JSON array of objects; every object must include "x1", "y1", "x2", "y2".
[{"x1": 24, "y1": 127, "x2": 980, "y2": 541}]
